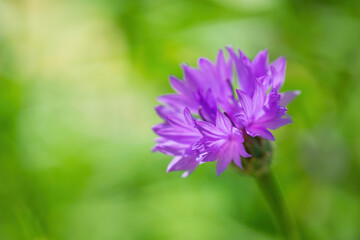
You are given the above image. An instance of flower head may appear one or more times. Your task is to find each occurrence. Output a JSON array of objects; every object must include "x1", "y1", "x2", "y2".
[
  {"x1": 196, "y1": 110, "x2": 251, "y2": 176},
  {"x1": 158, "y1": 50, "x2": 234, "y2": 123},
  {"x1": 152, "y1": 106, "x2": 202, "y2": 177},
  {"x1": 153, "y1": 47, "x2": 299, "y2": 177}
]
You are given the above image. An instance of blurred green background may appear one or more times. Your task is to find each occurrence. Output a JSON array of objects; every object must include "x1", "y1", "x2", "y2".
[{"x1": 0, "y1": 0, "x2": 360, "y2": 239}]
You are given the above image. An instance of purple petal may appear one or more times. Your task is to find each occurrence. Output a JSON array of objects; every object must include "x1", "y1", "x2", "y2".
[
  {"x1": 167, "y1": 154, "x2": 198, "y2": 173},
  {"x1": 270, "y1": 56, "x2": 286, "y2": 91},
  {"x1": 181, "y1": 170, "x2": 194, "y2": 178},
  {"x1": 232, "y1": 154, "x2": 243, "y2": 169},
  {"x1": 157, "y1": 94, "x2": 185, "y2": 110},
  {"x1": 237, "y1": 142, "x2": 252, "y2": 158},
  {"x1": 216, "y1": 150, "x2": 232, "y2": 177},
  {"x1": 280, "y1": 90, "x2": 300, "y2": 106},
  {"x1": 262, "y1": 117, "x2": 293, "y2": 130},
  {"x1": 216, "y1": 49, "x2": 232, "y2": 83},
  {"x1": 182, "y1": 64, "x2": 203, "y2": 88},
  {"x1": 252, "y1": 49, "x2": 269, "y2": 78},
  {"x1": 216, "y1": 49, "x2": 226, "y2": 67},
  {"x1": 155, "y1": 126, "x2": 200, "y2": 144},
  {"x1": 227, "y1": 47, "x2": 255, "y2": 96},
  {"x1": 155, "y1": 105, "x2": 177, "y2": 120},
  {"x1": 199, "y1": 148, "x2": 219, "y2": 162},
  {"x1": 215, "y1": 110, "x2": 233, "y2": 134},
  {"x1": 163, "y1": 109, "x2": 192, "y2": 128},
  {"x1": 246, "y1": 126, "x2": 275, "y2": 141},
  {"x1": 152, "y1": 123, "x2": 167, "y2": 133},
  {"x1": 257, "y1": 74, "x2": 271, "y2": 89},
  {"x1": 153, "y1": 138, "x2": 187, "y2": 156},
  {"x1": 239, "y1": 50, "x2": 252, "y2": 66},
  {"x1": 198, "y1": 57, "x2": 215, "y2": 75},
  {"x1": 236, "y1": 90, "x2": 253, "y2": 117},
  {"x1": 183, "y1": 107, "x2": 194, "y2": 126},
  {"x1": 259, "y1": 89, "x2": 282, "y2": 121},
  {"x1": 231, "y1": 112, "x2": 248, "y2": 128},
  {"x1": 196, "y1": 121, "x2": 222, "y2": 140},
  {"x1": 197, "y1": 89, "x2": 217, "y2": 123},
  {"x1": 169, "y1": 76, "x2": 187, "y2": 95},
  {"x1": 266, "y1": 89, "x2": 281, "y2": 109},
  {"x1": 252, "y1": 80, "x2": 266, "y2": 114}
]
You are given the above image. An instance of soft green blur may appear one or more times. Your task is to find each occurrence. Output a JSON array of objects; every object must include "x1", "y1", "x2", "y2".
[{"x1": 0, "y1": 0, "x2": 359, "y2": 239}]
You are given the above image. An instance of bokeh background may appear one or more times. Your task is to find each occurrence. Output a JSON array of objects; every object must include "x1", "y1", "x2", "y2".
[{"x1": 1, "y1": 0, "x2": 360, "y2": 239}]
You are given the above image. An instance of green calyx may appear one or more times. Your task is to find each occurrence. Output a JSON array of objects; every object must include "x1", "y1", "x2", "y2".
[{"x1": 241, "y1": 135, "x2": 273, "y2": 177}]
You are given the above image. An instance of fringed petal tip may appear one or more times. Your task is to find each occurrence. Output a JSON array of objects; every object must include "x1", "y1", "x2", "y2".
[
  {"x1": 152, "y1": 145, "x2": 159, "y2": 153},
  {"x1": 181, "y1": 170, "x2": 193, "y2": 178},
  {"x1": 280, "y1": 90, "x2": 301, "y2": 106},
  {"x1": 246, "y1": 127, "x2": 275, "y2": 141}
]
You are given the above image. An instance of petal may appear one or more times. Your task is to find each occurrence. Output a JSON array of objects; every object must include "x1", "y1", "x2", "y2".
[
  {"x1": 227, "y1": 47, "x2": 255, "y2": 96},
  {"x1": 198, "y1": 57, "x2": 215, "y2": 74},
  {"x1": 239, "y1": 50, "x2": 252, "y2": 66},
  {"x1": 157, "y1": 94, "x2": 185, "y2": 110},
  {"x1": 266, "y1": 89, "x2": 281, "y2": 110},
  {"x1": 182, "y1": 64, "x2": 203, "y2": 88},
  {"x1": 152, "y1": 123, "x2": 167, "y2": 133},
  {"x1": 252, "y1": 49, "x2": 269, "y2": 78},
  {"x1": 215, "y1": 110, "x2": 233, "y2": 134},
  {"x1": 257, "y1": 74, "x2": 271, "y2": 89},
  {"x1": 164, "y1": 110, "x2": 190, "y2": 128},
  {"x1": 231, "y1": 112, "x2": 248, "y2": 128},
  {"x1": 155, "y1": 105, "x2": 177, "y2": 120},
  {"x1": 181, "y1": 170, "x2": 194, "y2": 178},
  {"x1": 270, "y1": 56, "x2": 286, "y2": 91},
  {"x1": 237, "y1": 142, "x2": 252, "y2": 158},
  {"x1": 280, "y1": 90, "x2": 301, "y2": 106},
  {"x1": 216, "y1": 150, "x2": 233, "y2": 177},
  {"x1": 216, "y1": 49, "x2": 226, "y2": 68},
  {"x1": 152, "y1": 138, "x2": 188, "y2": 156},
  {"x1": 199, "y1": 148, "x2": 219, "y2": 162},
  {"x1": 169, "y1": 75, "x2": 186, "y2": 94},
  {"x1": 246, "y1": 126, "x2": 275, "y2": 141},
  {"x1": 259, "y1": 89, "x2": 281, "y2": 122},
  {"x1": 252, "y1": 80, "x2": 266, "y2": 114},
  {"x1": 167, "y1": 154, "x2": 198, "y2": 173},
  {"x1": 155, "y1": 126, "x2": 200, "y2": 144},
  {"x1": 196, "y1": 121, "x2": 222, "y2": 140},
  {"x1": 216, "y1": 49, "x2": 232, "y2": 82},
  {"x1": 197, "y1": 89, "x2": 217, "y2": 123},
  {"x1": 258, "y1": 98, "x2": 290, "y2": 127},
  {"x1": 231, "y1": 130, "x2": 251, "y2": 158},
  {"x1": 236, "y1": 89, "x2": 253, "y2": 117},
  {"x1": 232, "y1": 154, "x2": 243, "y2": 169},
  {"x1": 183, "y1": 107, "x2": 194, "y2": 126},
  {"x1": 262, "y1": 116, "x2": 293, "y2": 130}
]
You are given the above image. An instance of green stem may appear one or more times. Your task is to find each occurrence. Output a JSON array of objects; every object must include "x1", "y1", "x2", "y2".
[{"x1": 255, "y1": 170, "x2": 299, "y2": 240}]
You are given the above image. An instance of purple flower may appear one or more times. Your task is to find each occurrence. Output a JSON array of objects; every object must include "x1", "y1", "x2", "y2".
[
  {"x1": 153, "y1": 47, "x2": 299, "y2": 177},
  {"x1": 227, "y1": 48, "x2": 300, "y2": 141},
  {"x1": 153, "y1": 106, "x2": 202, "y2": 177},
  {"x1": 157, "y1": 50, "x2": 234, "y2": 123},
  {"x1": 196, "y1": 110, "x2": 251, "y2": 176}
]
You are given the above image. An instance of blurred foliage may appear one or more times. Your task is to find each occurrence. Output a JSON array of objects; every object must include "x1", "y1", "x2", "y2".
[{"x1": 0, "y1": 0, "x2": 360, "y2": 239}]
